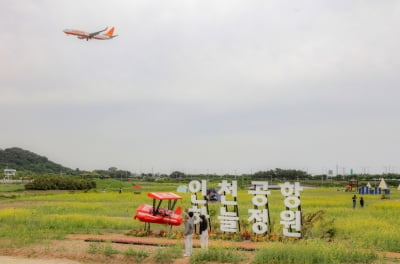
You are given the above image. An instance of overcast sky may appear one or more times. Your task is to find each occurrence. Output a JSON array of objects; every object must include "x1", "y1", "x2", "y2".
[{"x1": 1, "y1": 0, "x2": 399, "y2": 175}]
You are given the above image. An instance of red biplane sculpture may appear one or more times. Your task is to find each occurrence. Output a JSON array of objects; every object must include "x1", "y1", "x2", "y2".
[{"x1": 134, "y1": 192, "x2": 183, "y2": 226}]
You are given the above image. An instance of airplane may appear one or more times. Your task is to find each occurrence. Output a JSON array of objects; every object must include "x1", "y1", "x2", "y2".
[
  {"x1": 63, "y1": 27, "x2": 118, "y2": 41},
  {"x1": 134, "y1": 192, "x2": 183, "y2": 228}
]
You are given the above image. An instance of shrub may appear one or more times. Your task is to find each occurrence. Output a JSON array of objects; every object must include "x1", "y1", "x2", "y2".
[
  {"x1": 25, "y1": 176, "x2": 96, "y2": 190},
  {"x1": 124, "y1": 247, "x2": 149, "y2": 261},
  {"x1": 87, "y1": 243, "x2": 101, "y2": 254},
  {"x1": 103, "y1": 242, "x2": 119, "y2": 256},
  {"x1": 302, "y1": 210, "x2": 336, "y2": 239},
  {"x1": 87, "y1": 242, "x2": 119, "y2": 256},
  {"x1": 153, "y1": 245, "x2": 182, "y2": 264}
]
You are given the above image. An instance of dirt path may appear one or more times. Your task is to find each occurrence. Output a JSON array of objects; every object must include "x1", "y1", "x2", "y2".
[
  {"x1": 0, "y1": 256, "x2": 80, "y2": 264},
  {"x1": 1, "y1": 234, "x2": 399, "y2": 264},
  {"x1": 0, "y1": 234, "x2": 255, "y2": 264},
  {"x1": 67, "y1": 233, "x2": 262, "y2": 251}
]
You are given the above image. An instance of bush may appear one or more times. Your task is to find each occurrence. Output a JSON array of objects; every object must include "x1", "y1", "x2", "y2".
[
  {"x1": 124, "y1": 247, "x2": 149, "y2": 261},
  {"x1": 103, "y1": 242, "x2": 119, "y2": 256},
  {"x1": 25, "y1": 176, "x2": 96, "y2": 190},
  {"x1": 153, "y1": 245, "x2": 182, "y2": 264},
  {"x1": 87, "y1": 243, "x2": 101, "y2": 254},
  {"x1": 301, "y1": 210, "x2": 336, "y2": 239},
  {"x1": 87, "y1": 242, "x2": 119, "y2": 256}
]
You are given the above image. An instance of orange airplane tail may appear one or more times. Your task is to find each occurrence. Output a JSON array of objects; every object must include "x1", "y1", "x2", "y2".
[{"x1": 104, "y1": 27, "x2": 115, "y2": 37}]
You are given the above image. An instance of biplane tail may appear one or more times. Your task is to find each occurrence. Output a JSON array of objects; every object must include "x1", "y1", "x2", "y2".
[{"x1": 174, "y1": 206, "x2": 182, "y2": 215}]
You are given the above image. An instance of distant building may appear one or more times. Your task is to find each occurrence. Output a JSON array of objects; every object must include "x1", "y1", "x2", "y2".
[{"x1": 4, "y1": 169, "x2": 16, "y2": 180}]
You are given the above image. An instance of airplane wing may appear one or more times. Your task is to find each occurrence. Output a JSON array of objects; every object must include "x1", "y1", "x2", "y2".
[
  {"x1": 147, "y1": 192, "x2": 182, "y2": 200},
  {"x1": 89, "y1": 27, "x2": 108, "y2": 37}
]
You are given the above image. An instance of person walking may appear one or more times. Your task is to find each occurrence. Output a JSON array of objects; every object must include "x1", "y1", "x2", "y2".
[
  {"x1": 199, "y1": 214, "x2": 208, "y2": 250},
  {"x1": 184, "y1": 211, "x2": 194, "y2": 257},
  {"x1": 352, "y1": 194, "x2": 357, "y2": 208},
  {"x1": 360, "y1": 197, "x2": 364, "y2": 208}
]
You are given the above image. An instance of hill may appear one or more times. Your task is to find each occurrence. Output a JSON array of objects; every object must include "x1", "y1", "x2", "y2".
[{"x1": 0, "y1": 147, "x2": 75, "y2": 174}]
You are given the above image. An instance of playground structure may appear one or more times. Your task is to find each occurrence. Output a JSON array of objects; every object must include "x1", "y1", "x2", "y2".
[{"x1": 345, "y1": 179, "x2": 359, "y2": 192}]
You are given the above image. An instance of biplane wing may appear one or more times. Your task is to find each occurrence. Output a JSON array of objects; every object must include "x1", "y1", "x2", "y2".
[{"x1": 147, "y1": 192, "x2": 182, "y2": 200}]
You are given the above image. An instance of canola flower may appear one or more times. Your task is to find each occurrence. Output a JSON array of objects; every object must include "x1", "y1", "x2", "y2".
[{"x1": 0, "y1": 185, "x2": 399, "y2": 253}]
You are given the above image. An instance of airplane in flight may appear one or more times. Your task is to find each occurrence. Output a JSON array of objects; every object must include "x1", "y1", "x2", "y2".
[{"x1": 63, "y1": 27, "x2": 118, "y2": 41}]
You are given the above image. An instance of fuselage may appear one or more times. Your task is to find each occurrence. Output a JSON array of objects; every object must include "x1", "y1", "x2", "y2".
[
  {"x1": 63, "y1": 29, "x2": 89, "y2": 38},
  {"x1": 134, "y1": 204, "x2": 183, "y2": 226},
  {"x1": 63, "y1": 28, "x2": 116, "y2": 40}
]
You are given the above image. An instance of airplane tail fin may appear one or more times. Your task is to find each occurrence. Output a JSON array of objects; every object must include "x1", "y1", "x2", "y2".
[
  {"x1": 104, "y1": 27, "x2": 115, "y2": 37},
  {"x1": 174, "y1": 206, "x2": 182, "y2": 215}
]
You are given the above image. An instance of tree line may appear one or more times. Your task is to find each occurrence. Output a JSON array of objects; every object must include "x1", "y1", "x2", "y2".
[{"x1": 2, "y1": 147, "x2": 400, "y2": 184}]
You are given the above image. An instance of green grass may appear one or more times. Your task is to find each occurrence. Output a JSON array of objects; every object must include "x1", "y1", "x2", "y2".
[
  {"x1": 0, "y1": 184, "x2": 25, "y2": 192},
  {"x1": 153, "y1": 245, "x2": 182, "y2": 264},
  {"x1": 0, "y1": 181, "x2": 399, "y2": 262},
  {"x1": 87, "y1": 242, "x2": 119, "y2": 256},
  {"x1": 191, "y1": 246, "x2": 246, "y2": 264},
  {"x1": 123, "y1": 247, "x2": 150, "y2": 261},
  {"x1": 252, "y1": 240, "x2": 378, "y2": 264}
]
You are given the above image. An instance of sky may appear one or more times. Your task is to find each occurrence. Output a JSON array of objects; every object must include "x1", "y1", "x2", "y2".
[{"x1": 1, "y1": 0, "x2": 400, "y2": 175}]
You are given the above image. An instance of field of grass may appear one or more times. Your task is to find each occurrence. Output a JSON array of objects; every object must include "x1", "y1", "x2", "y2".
[
  {"x1": 0, "y1": 183, "x2": 25, "y2": 192},
  {"x1": 0, "y1": 179, "x2": 399, "y2": 263}
]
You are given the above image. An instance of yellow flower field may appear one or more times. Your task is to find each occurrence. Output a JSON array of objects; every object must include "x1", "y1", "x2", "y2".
[{"x1": 0, "y1": 181, "x2": 399, "y2": 262}]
